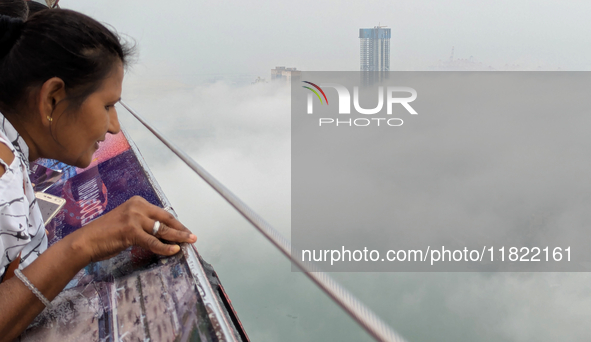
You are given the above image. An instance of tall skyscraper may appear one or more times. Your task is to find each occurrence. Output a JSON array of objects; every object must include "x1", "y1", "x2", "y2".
[
  {"x1": 359, "y1": 26, "x2": 391, "y2": 72},
  {"x1": 359, "y1": 26, "x2": 390, "y2": 84}
]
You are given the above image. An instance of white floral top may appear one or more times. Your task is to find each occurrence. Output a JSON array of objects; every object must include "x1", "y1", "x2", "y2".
[{"x1": 0, "y1": 113, "x2": 47, "y2": 281}]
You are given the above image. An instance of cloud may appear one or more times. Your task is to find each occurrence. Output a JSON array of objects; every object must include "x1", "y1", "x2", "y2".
[{"x1": 114, "y1": 76, "x2": 591, "y2": 341}]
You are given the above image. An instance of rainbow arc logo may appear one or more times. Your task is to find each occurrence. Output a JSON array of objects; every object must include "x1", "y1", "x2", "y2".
[{"x1": 302, "y1": 81, "x2": 328, "y2": 105}]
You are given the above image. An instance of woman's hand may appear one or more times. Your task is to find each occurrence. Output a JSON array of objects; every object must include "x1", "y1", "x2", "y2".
[
  {"x1": 0, "y1": 195, "x2": 197, "y2": 341},
  {"x1": 71, "y1": 196, "x2": 197, "y2": 263},
  {"x1": 0, "y1": 196, "x2": 196, "y2": 341}
]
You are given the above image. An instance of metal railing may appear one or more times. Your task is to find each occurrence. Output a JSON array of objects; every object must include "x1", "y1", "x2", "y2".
[{"x1": 120, "y1": 100, "x2": 409, "y2": 342}]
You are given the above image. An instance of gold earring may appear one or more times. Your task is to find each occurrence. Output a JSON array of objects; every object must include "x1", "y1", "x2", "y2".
[{"x1": 46, "y1": 116, "x2": 53, "y2": 122}]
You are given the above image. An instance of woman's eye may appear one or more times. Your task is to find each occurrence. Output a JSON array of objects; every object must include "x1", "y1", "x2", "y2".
[{"x1": 105, "y1": 105, "x2": 112, "y2": 111}]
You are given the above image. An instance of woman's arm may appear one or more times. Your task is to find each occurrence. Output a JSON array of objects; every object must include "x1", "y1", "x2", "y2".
[
  {"x1": 0, "y1": 231, "x2": 88, "y2": 341},
  {"x1": 0, "y1": 196, "x2": 196, "y2": 341}
]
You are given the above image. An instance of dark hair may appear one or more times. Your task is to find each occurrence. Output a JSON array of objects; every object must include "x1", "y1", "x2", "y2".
[
  {"x1": 26, "y1": 1, "x2": 48, "y2": 17},
  {"x1": 0, "y1": 0, "x2": 28, "y2": 20},
  {"x1": 0, "y1": 9, "x2": 133, "y2": 117}
]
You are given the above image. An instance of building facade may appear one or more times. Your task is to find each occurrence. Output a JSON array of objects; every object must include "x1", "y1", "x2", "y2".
[
  {"x1": 359, "y1": 26, "x2": 391, "y2": 72},
  {"x1": 271, "y1": 67, "x2": 301, "y2": 82},
  {"x1": 360, "y1": 26, "x2": 390, "y2": 85}
]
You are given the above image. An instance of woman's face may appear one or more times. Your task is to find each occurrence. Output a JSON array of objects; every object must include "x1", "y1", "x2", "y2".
[{"x1": 51, "y1": 63, "x2": 123, "y2": 168}]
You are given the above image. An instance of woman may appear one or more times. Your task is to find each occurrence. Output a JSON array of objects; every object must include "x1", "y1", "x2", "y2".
[{"x1": 0, "y1": 9, "x2": 197, "y2": 340}]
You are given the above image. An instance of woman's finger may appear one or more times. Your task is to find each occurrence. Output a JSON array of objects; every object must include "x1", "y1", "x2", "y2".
[
  {"x1": 146, "y1": 204, "x2": 192, "y2": 234},
  {"x1": 153, "y1": 222, "x2": 196, "y2": 244},
  {"x1": 140, "y1": 233, "x2": 181, "y2": 256},
  {"x1": 140, "y1": 210, "x2": 196, "y2": 244}
]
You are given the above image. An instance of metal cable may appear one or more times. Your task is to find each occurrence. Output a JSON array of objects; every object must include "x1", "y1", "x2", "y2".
[{"x1": 120, "y1": 100, "x2": 409, "y2": 342}]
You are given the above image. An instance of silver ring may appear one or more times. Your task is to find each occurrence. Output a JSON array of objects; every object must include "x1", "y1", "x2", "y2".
[{"x1": 152, "y1": 221, "x2": 161, "y2": 235}]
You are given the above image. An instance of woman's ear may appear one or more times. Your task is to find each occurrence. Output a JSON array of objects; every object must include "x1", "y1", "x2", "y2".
[{"x1": 37, "y1": 77, "x2": 67, "y2": 128}]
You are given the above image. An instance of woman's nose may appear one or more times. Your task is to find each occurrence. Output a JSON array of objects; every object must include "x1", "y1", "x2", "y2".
[{"x1": 108, "y1": 108, "x2": 121, "y2": 135}]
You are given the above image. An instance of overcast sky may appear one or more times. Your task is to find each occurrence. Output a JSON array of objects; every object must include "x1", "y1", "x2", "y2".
[{"x1": 64, "y1": 0, "x2": 591, "y2": 79}]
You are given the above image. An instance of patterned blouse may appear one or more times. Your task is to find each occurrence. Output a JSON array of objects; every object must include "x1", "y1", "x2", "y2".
[{"x1": 0, "y1": 113, "x2": 47, "y2": 281}]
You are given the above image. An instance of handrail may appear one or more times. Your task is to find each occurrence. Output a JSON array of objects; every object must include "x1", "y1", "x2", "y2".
[{"x1": 120, "y1": 100, "x2": 409, "y2": 342}]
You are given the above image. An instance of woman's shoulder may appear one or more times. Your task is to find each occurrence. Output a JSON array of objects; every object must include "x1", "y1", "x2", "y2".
[{"x1": 0, "y1": 139, "x2": 16, "y2": 178}]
